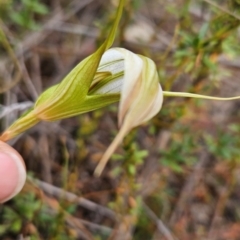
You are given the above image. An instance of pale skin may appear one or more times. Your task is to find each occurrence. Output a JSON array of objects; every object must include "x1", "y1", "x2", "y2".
[{"x1": 0, "y1": 141, "x2": 26, "y2": 203}]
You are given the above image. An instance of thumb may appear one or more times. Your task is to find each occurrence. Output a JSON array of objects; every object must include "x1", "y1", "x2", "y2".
[{"x1": 0, "y1": 141, "x2": 26, "y2": 203}]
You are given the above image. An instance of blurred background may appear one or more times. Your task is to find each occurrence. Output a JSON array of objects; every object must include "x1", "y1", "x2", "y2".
[{"x1": 0, "y1": 0, "x2": 240, "y2": 239}]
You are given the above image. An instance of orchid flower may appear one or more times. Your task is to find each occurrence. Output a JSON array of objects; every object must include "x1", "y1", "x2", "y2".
[
  {"x1": 92, "y1": 48, "x2": 163, "y2": 175},
  {"x1": 1, "y1": 0, "x2": 240, "y2": 177},
  {"x1": 89, "y1": 48, "x2": 240, "y2": 176}
]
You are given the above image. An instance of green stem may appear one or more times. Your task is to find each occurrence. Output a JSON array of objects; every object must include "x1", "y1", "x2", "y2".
[
  {"x1": 163, "y1": 91, "x2": 240, "y2": 101},
  {"x1": 0, "y1": 110, "x2": 39, "y2": 142}
]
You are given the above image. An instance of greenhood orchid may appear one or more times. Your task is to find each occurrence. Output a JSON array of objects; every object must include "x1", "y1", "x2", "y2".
[{"x1": 1, "y1": 0, "x2": 240, "y2": 176}]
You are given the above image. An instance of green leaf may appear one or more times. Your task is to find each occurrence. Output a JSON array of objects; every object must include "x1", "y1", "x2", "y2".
[
  {"x1": 33, "y1": 0, "x2": 125, "y2": 121},
  {"x1": 10, "y1": 13, "x2": 25, "y2": 26},
  {"x1": 199, "y1": 23, "x2": 209, "y2": 40},
  {"x1": 32, "y1": 3, "x2": 49, "y2": 15},
  {"x1": 10, "y1": 219, "x2": 22, "y2": 233},
  {"x1": 128, "y1": 165, "x2": 136, "y2": 175},
  {"x1": 0, "y1": 224, "x2": 10, "y2": 236}
]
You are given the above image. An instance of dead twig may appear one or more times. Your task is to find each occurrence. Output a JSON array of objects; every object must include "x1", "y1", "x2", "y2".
[
  {"x1": 46, "y1": 22, "x2": 98, "y2": 38},
  {"x1": 143, "y1": 202, "x2": 178, "y2": 240},
  {"x1": 31, "y1": 178, "x2": 116, "y2": 220},
  {"x1": 0, "y1": 101, "x2": 33, "y2": 119},
  {"x1": 43, "y1": 198, "x2": 95, "y2": 240},
  {"x1": 202, "y1": 0, "x2": 240, "y2": 21},
  {"x1": 0, "y1": 21, "x2": 22, "y2": 93},
  {"x1": 29, "y1": 52, "x2": 42, "y2": 94},
  {"x1": 20, "y1": 57, "x2": 39, "y2": 101},
  {"x1": 169, "y1": 150, "x2": 210, "y2": 227},
  {"x1": 38, "y1": 135, "x2": 53, "y2": 184},
  {"x1": 0, "y1": 0, "x2": 95, "y2": 67}
]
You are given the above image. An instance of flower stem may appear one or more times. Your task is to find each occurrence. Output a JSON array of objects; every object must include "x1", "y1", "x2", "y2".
[{"x1": 163, "y1": 91, "x2": 240, "y2": 101}]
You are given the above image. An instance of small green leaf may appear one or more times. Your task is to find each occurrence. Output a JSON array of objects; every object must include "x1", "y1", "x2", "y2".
[{"x1": 128, "y1": 165, "x2": 136, "y2": 175}]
